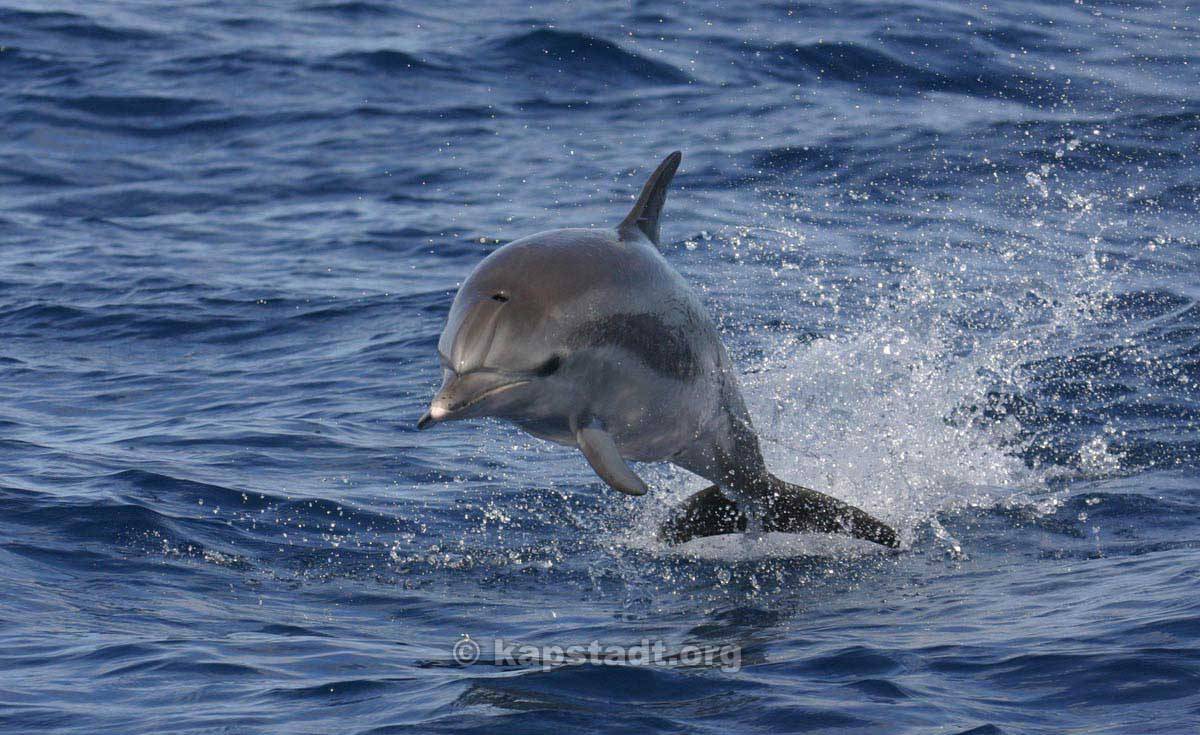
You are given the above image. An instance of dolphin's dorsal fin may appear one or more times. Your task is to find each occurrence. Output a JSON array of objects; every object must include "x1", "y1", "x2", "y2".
[{"x1": 618, "y1": 151, "x2": 682, "y2": 247}]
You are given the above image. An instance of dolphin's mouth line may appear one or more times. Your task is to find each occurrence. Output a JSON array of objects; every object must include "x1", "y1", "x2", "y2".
[
  {"x1": 453, "y1": 378, "x2": 530, "y2": 412},
  {"x1": 418, "y1": 378, "x2": 531, "y2": 430}
]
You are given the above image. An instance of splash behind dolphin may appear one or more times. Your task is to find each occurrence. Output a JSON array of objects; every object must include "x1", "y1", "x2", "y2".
[{"x1": 419, "y1": 152, "x2": 899, "y2": 548}]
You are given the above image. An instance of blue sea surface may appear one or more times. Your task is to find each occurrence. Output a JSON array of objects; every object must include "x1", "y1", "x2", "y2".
[{"x1": 2, "y1": 1, "x2": 1200, "y2": 732}]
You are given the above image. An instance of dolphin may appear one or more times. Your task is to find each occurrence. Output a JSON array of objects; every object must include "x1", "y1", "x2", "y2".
[{"x1": 418, "y1": 152, "x2": 899, "y2": 549}]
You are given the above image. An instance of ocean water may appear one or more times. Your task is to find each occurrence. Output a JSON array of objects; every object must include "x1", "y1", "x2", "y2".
[{"x1": 2, "y1": 1, "x2": 1199, "y2": 732}]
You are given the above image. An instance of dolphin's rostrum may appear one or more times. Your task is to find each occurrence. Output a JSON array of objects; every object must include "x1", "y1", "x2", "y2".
[{"x1": 419, "y1": 152, "x2": 899, "y2": 548}]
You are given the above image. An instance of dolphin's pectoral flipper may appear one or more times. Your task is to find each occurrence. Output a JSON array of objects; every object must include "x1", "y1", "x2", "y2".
[
  {"x1": 762, "y1": 477, "x2": 900, "y2": 549},
  {"x1": 659, "y1": 485, "x2": 746, "y2": 544},
  {"x1": 575, "y1": 422, "x2": 648, "y2": 496}
]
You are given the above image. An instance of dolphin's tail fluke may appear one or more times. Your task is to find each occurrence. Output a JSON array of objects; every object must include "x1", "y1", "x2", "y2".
[
  {"x1": 660, "y1": 477, "x2": 900, "y2": 549},
  {"x1": 659, "y1": 484, "x2": 745, "y2": 544},
  {"x1": 758, "y1": 475, "x2": 900, "y2": 548}
]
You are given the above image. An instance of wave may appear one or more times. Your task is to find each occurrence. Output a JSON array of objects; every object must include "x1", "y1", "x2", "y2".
[
  {"x1": 152, "y1": 49, "x2": 299, "y2": 77},
  {"x1": 0, "y1": 467, "x2": 419, "y2": 565},
  {"x1": 50, "y1": 94, "x2": 210, "y2": 118},
  {"x1": 699, "y1": 38, "x2": 1061, "y2": 103},
  {"x1": 316, "y1": 49, "x2": 450, "y2": 75},
  {"x1": 301, "y1": 1, "x2": 414, "y2": 18},
  {"x1": 0, "y1": 7, "x2": 158, "y2": 42},
  {"x1": 488, "y1": 29, "x2": 693, "y2": 88},
  {"x1": 0, "y1": 45, "x2": 72, "y2": 76},
  {"x1": 4, "y1": 106, "x2": 341, "y2": 142}
]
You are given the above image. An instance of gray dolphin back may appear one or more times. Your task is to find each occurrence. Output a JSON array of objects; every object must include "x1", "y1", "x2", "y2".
[{"x1": 618, "y1": 151, "x2": 682, "y2": 246}]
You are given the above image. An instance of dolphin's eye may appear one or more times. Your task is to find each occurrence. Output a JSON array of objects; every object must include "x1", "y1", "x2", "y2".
[
  {"x1": 535, "y1": 355, "x2": 562, "y2": 377},
  {"x1": 491, "y1": 293, "x2": 509, "y2": 303}
]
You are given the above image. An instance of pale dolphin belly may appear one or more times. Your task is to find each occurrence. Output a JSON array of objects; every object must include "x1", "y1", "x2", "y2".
[
  {"x1": 603, "y1": 372, "x2": 717, "y2": 463},
  {"x1": 515, "y1": 370, "x2": 718, "y2": 464},
  {"x1": 513, "y1": 335, "x2": 724, "y2": 466}
]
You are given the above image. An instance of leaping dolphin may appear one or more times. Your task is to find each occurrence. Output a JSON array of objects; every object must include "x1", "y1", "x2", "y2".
[{"x1": 418, "y1": 152, "x2": 899, "y2": 549}]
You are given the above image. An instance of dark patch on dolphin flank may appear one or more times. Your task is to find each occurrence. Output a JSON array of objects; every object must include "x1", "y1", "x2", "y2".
[{"x1": 571, "y1": 312, "x2": 699, "y2": 381}]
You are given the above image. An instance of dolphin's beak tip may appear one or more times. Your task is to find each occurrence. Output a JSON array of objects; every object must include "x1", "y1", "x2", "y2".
[{"x1": 417, "y1": 411, "x2": 433, "y2": 431}]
